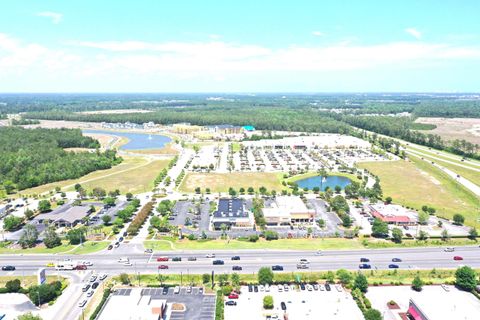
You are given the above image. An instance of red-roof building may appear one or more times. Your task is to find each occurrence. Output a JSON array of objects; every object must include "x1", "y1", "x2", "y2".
[{"x1": 368, "y1": 205, "x2": 415, "y2": 226}]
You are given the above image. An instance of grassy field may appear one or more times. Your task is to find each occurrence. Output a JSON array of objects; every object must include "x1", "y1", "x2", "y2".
[
  {"x1": 129, "y1": 142, "x2": 179, "y2": 155},
  {"x1": 18, "y1": 156, "x2": 171, "y2": 196},
  {"x1": 178, "y1": 172, "x2": 285, "y2": 193},
  {"x1": 409, "y1": 151, "x2": 480, "y2": 186},
  {"x1": 231, "y1": 142, "x2": 241, "y2": 152},
  {"x1": 144, "y1": 237, "x2": 365, "y2": 251},
  {"x1": 0, "y1": 275, "x2": 66, "y2": 288},
  {"x1": 358, "y1": 159, "x2": 480, "y2": 228},
  {"x1": 407, "y1": 145, "x2": 480, "y2": 168},
  {"x1": 0, "y1": 241, "x2": 109, "y2": 255}
]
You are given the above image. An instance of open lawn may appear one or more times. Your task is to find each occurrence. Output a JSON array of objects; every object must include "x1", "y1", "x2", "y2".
[
  {"x1": 144, "y1": 237, "x2": 365, "y2": 251},
  {"x1": 0, "y1": 241, "x2": 109, "y2": 255},
  {"x1": 358, "y1": 159, "x2": 480, "y2": 228},
  {"x1": 68, "y1": 241, "x2": 110, "y2": 254},
  {"x1": 18, "y1": 156, "x2": 170, "y2": 196},
  {"x1": 409, "y1": 150, "x2": 480, "y2": 186},
  {"x1": 0, "y1": 275, "x2": 66, "y2": 288},
  {"x1": 407, "y1": 145, "x2": 480, "y2": 168},
  {"x1": 178, "y1": 172, "x2": 285, "y2": 193}
]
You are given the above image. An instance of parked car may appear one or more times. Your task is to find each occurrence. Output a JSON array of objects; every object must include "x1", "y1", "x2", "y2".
[
  {"x1": 248, "y1": 285, "x2": 253, "y2": 292},
  {"x1": 158, "y1": 265, "x2": 169, "y2": 269},
  {"x1": 82, "y1": 284, "x2": 91, "y2": 292},
  {"x1": 89, "y1": 276, "x2": 97, "y2": 282},
  {"x1": 254, "y1": 285, "x2": 258, "y2": 292},
  {"x1": 359, "y1": 264, "x2": 371, "y2": 269},
  {"x1": 228, "y1": 293, "x2": 239, "y2": 299},
  {"x1": 232, "y1": 266, "x2": 242, "y2": 271},
  {"x1": 107, "y1": 245, "x2": 113, "y2": 250},
  {"x1": 162, "y1": 287, "x2": 169, "y2": 295},
  {"x1": 281, "y1": 302, "x2": 287, "y2": 311},
  {"x1": 144, "y1": 249, "x2": 153, "y2": 253},
  {"x1": 453, "y1": 256, "x2": 463, "y2": 260},
  {"x1": 300, "y1": 283, "x2": 306, "y2": 290},
  {"x1": 87, "y1": 290, "x2": 94, "y2": 297},
  {"x1": 92, "y1": 282, "x2": 99, "y2": 289},
  {"x1": 225, "y1": 300, "x2": 237, "y2": 306},
  {"x1": 271, "y1": 265, "x2": 283, "y2": 271},
  {"x1": 99, "y1": 274, "x2": 107, "y2": 281},
  {"x1": 213, "y1": 260, "x2": 224, "y2": 265},
  {"x1": 325, "y1": 283, "x2": 331, "y2": 291},
  {"x1": 78, "y1": 300, "x2": 87, "y2": 307},
  {"x1": 174, "y1": 286, "x2": 180, "y2": 294}
]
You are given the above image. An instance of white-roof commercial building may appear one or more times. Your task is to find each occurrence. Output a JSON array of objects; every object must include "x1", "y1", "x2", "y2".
[
  {"x1": 242, "y1": 134, "x2": 371, "y2": 150},
  {"x1": 262, "y1": 196, "x2": 315, "y2": 226}
]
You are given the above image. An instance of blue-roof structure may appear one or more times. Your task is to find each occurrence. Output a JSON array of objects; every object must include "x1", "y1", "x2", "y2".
[
  {"x1": 213, "y1": 198, "x2": 247, "y2": 218},
  {"x1": 243, "y1": 125, "x2": 255, "y2": 131}
]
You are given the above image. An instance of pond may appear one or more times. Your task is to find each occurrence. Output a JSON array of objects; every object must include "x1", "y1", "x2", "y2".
[
  {"x1": 83, "y1": 129, "x2": 171, "y2": 150},
  {"x1": 295, "y1": 175, "x2": 352, "y2": 191}
]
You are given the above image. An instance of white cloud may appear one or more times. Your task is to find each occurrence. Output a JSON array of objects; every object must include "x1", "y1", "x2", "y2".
[
  {"x1": 405, "y1": 28, "x2": 422, "y2": 40},
  {"x1": 36, "y1": 11, "x2": 63, "y2": 24},
  {"x1": 312, "y1": 31, "x2": 325, "y2": 37}
]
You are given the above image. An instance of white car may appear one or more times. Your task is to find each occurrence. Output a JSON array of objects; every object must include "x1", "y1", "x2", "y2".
[
  {"x1": 99, "y1": 274, "x2": 107, "y2": 281},
  {"x1": 124, "y1": 261, "x2": 133, "y2": 266},
  {"x1": 78, "y1": 300, "x2": 87, "y2": 308},
  {"x1": 82, "y1": 261, "x2": 93, "y2": 266},
  {"x1": 205, "y1": 253, "x2": 215, "y2": 258},
  {"x1": 89, "y1": 276, "x2": 97, "y2": 282},
  {"x1": 444, "y1": 247, "x2": 455, "y2": 252},
  {"x1": 316, "y1": 250, "x2": 323, "y2": 255},
  {"x1": 306, "y1": 284, "x2": 313, "y2": 291},
  {"x1": 87, "y1": 290, "x2": 94, "y2": 297},
  {"x1": 186, "y1": 286, "x2": 192, "y2": 293},
  {"x1": 174, "y1": 286, "x2": 180, "y2": 294},
  {"x1": 299, "y1": 259, "x2": 310, "y2": 264},
  {"x1": 118, "y1": 257, "x2": 129, "y2": 263}
]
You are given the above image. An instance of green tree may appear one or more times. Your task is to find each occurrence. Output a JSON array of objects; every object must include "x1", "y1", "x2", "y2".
[
  {"x1": 334, "y1": 185, "x2": 342, "y2": 193},
  {"x1": 263, "y1": 295, "x2": 274, "y2": 309},
  {"x1": 119, "y1": 273, "x2": 130, "y2": 285},
  {"x1": 341, "y1": 215, "x2": 352, "y2": 228},
  {"x1": 468, "y1": 227, "x2": 478, "y2": 240},
  {"x1": 258, "y1": 267, "x2": 274, "y2": 285},
  {"x1": 364, "y1": 309, "x2": 382, "y2": 320},
  {"x1": 385, "y1": 196, "x2": 392, "y2": 204},
  {"x1": 418, "y1": 230, "x2": 429, "y2": 240},
  {"x1": 317, "y1": 219, "x2": 326, "y2": 229},
  {"x1": 453, "y1": 214, "x2": 465, "y2": 225},
  {"x1": 353, "y1": 273, "x2": 369, "y2": 293},
  {"x1": 455, "y1": 266, "x2": 478, "y2": 291},
  {"x1": 65, "y1": 228, "x2": 85, "y2": 245},
  {"x1": 74, "y1": 183, "x2": 82, "y2": 192},
  {"x1": 336, "y1": 269, "x2": 353, "y2": 285},
  {"x1": 19, "y1": 224, "x2": 39, "y2": 248},
  {"x1": 38, "y1": 200, "x2": 51, "y2": 213},
  {"x1": 92, "y1": 187, "x2": 106, "y2": 199},
  {"x1": 5, "y1": 279, "x2": 21, "y2": 292},
  {"x1": 259, "y1": 186, "x2": 267, "y2": 195},
  {"x1": 391, "y1": 228, "x2": 403, "y2": 243},
  {"x1": 3, "y1": 215, "x2": 23, "y2": 231},
  {"x1": 202, "y1": 273, "x2": 211, "y2": 284},
  {"x1": 218, "y1": 274, "x2": 229, "y2": 286},
  {"x1": 3, "y1": 180, "x2": 16, "y2": 194},
  {"x1": 43, "y1": 226, "x2": 61, "y2": 249},
  {"x1": 412, "y1": 275, "x2": 423, "y2": 291},
  {"x1": 441, "y1": 229, "x2": 450, "y2": 241},
  {"x1": 17, "y1": 313, "x2": 43, "y2": 320},
  {"x1": 102, "y1": 215, "x2": 112, "y2": 225},
  {"x1": 418, "y1": 211, "x2": 429, "y2": 225},
  {"x1": 24, "y1": 209, "x2": 34, "y2": 220},
  {"x1": 231, "y1": 273, "x2": 240, "y2": 287},
  {"x1": 371, "y1": 219, "x2": 388, "y2": 237},
  {"x1": 103, "y1": 197, "x2": 115, "y2": 207},
  {"x1": 126, "y1": 192, "x2": 133, "y2": 201}
]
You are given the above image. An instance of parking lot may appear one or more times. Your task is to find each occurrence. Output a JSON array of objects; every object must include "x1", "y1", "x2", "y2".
[
  {"x1": 224, "y1": 284, "x2": 363, "y2": 320},
  {"x1": 171, "y1": 200, "x2": 211, "y2": 232},
  {"x1": 141, "y1": 286, "x2": 215, "y2": 320}
]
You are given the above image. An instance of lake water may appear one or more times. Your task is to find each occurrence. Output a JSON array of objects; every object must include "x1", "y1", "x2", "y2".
[
  {"x1": 296, "y1": 175, "x2": 352, "y2": 191},
  {"x1": 83, "y1": 129, "x2": 171, "y2": 150}
]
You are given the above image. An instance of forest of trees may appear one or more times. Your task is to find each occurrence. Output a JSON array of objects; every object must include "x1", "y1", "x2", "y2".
[{"x1": 0, "y1": 127, "x2": 122, "y2": 191}]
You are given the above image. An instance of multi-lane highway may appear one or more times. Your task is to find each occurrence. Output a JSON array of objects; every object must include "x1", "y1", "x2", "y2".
[{"x1": 2, "y1": 245, "x2": 480, "y2": 277}]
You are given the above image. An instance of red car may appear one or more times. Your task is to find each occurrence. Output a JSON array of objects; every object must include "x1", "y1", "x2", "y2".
[
  {"x1": 158, "y1": 265, "x2": 169, "y2": 269},
  {"x1": 157, "y1": 257, "x2": 169, "y2": 262},
  {"x1": 75, "y1": 264, "x2": 87, "y2": 270},
  {"x1": 453, "y1": 256, "x2": 463, "y2": 261},
  {"x1": 228, "y1": 293, "x2": 239, "y2": 299}
]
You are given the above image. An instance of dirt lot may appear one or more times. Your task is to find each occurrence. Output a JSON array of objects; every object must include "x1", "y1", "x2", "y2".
[{"x1": 415, "y1": 117, "x2": 480, "y2": 144}]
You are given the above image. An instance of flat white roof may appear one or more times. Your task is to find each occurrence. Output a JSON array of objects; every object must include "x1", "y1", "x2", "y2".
[
  {"x1": 98, "y1": 288, "x2": 167, "y2": 320},
  {"x1": 366, "y1": 285, "x2": 480, "y2": 320},
  {"x1": 274, "y1": 196, "x2": 311, "y2": 213}
]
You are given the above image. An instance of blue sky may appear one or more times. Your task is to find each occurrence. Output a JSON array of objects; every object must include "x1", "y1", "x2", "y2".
[{"x1": 0, "y1": 0, "x2": 479, "y2": 92}]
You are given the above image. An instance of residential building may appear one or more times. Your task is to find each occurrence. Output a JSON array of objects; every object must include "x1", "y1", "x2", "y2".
[{"x1": 211, "y1": 198, "x2": 254, "y2": 230}]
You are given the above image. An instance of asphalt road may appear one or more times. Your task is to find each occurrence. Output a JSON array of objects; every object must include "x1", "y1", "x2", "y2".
[{"x1": 2, "y1": 245, "x2": 480, "y2": 277}]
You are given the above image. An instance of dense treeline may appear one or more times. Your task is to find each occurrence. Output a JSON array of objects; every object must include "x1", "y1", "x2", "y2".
[
  {"x1": 27, "y1": 106, "x2": 353, "y2": 134},
  {"x1": 0, "y1": 127, "x2": 122, "y2": 191}
]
